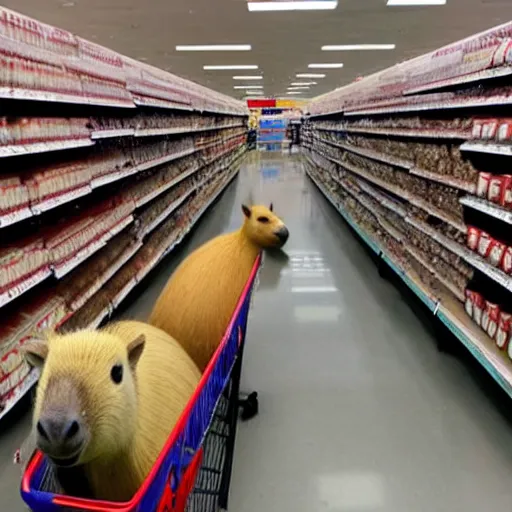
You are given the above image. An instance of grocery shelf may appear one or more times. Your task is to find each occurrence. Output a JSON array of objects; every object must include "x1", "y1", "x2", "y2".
[
  {"x1": 308, "y1": 145, "x2": 465, "y2": 231},
  {"x1": 0, "y1": 368, "x2": 40, "y2": 421},
  {"x1": 70, "y1": 241, "x2": 143, "y2": 312},
  {"x1": 134, "y1": 123, "x2": 245, "y2": 138},
  {"x1": 307, "y1": 168, "x2": 435, "y2": 309},
  {"x1": 460, "y1": 141, "x2": 512, "y2": 156},
  {"x1": 31, "y1": 185, "x2": 93, "y2": 216},
  {"x1": 307, "y1": 167, "x2": 512, "y2": 399},
  {"x1": 437, "y1": 295, "x2": 512, "y2": 398},
  {"x1": 404, "y1": 66, "x2": 512, "y2": 96},
  {"x1": 315, "y1": 125, "x2": 469, "y2": 140},
  {"x1": 0, "y1": 6, "x2": 249, "y2": 421},
  {"x1": 0, "y1": 154, "x2": 245, "y2": 416},
  {"x1": 0, "y1": 207, "x2": 33, "y2": 229},
  {"x1": 135, "y1": 166, "x2": 201, "y2": 208},
  {"x1": 323, "y1": 139, "x2": 411, "y2": 169},
  {"x1": 139, "y1": 191, "x2": 195, "y2": 239},
  {"x1": 406, "y1": 215, "x2": 512, "y2": 293},
  {"x1": 91, "y1": 129, "x2": 136, "y2": 139},
  {"x1": 460, "y1": 196, "x2": 512, "y2": 225},
  {"x1": 405, "y1": 245, "x2": 465, "y2": 302},
  {"x1": 0, "y1": 268, "x2": 53, "y2": 309},
  {"x1": 0, "y1": 87, "x2": 136, "y2": 109},
  {"x1": 355, "y1": 179, "x2": 407, "y2": 218},
  {"x1": 345, "y1": 94, "x2": 512, "y2": 117},
  {"x1": 409, "y1": 167, "x2": 477, "y2": 194},
  {"x1": 0, "y1": 138, "x2": 94, "y2": 158},
  {"x1": 53, "y1": 215, "x2": 134, "y2": 279}
]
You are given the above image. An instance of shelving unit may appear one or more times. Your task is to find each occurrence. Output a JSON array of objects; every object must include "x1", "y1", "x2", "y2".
[
  {"x1": 0, "y1": 7, "x2": 248, "y2": 419},
  {"x1": 302, "y1": 20, "x2": 512, "y2": 401}
]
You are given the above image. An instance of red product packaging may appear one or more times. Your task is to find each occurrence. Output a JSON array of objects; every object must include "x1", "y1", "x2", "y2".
[
  {"x1": 467, "y1": 226, "x2": 480, "y2": 251},
  {"x1": 477, "y1": 172, "x2": 491, "y2": 198},
  {"x1": 502, "y1": 176, "x2": 512, "y2": 208},
  {"x1": 464, "y1": 289, "x2": 474, "y2": 318},
  {"x1": 482, "y1": 119, "x2": 499, "y2": 140},
  {"x1": 498, "y1": 120, "x2": 512, "y2": 141},
  {"x1": 472, "y1": 119, "x2": 484, "y2": 139},
  {"x1": 502, "y1": 247, "x2": 512, "y2": 274},
  {"x1": 488, "y1": 175, "x2": 504, "y2": 204},
  {"x1": 496, "y1": 311, "x2": 512, "y2": 350},
  {"x1": 472, "y1": 292, "x2": 485, "y2": 327},
  {"x1": 499, "y1": 175, "x2": 512, "y2": 206},
  {"x1": 488, "y1": 238, "x2": 506, "y2": 267},
  {"x1": 477, "y1": 232, "x2": 493, "y2": 258},
  {"x1": 485, "y1": 302, "x2": 500, "y2": 339}
]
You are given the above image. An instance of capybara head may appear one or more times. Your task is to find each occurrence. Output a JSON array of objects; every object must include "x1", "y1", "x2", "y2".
[
  {"x1": 241, "y1": 203, "x2": 289, "y2": 248},
  {"x1": 23, "y1": 330, "x2": 145, "y2": 468}
]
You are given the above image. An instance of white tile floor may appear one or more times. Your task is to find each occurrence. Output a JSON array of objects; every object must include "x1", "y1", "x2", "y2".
[{"x1": 2, "y1": 152, "x2": 512, "y2": 511}]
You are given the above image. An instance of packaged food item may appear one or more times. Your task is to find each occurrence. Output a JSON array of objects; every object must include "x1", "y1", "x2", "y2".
[
  {"x1": 464, "y1": 289, "x2": 474, "y2": 318},
  {"x1": 481, "y1": 302, "x2": 491, "y2": 332},
  {"x1": 488, "y1": 239, "x2": 506, "y2": 267},
  {"x1": 498, "y1": 120, "x2": 512, "y2": 141},
  {"x1": 496, "y1": 311, "x2": 512, "y2": 350},
  {"x1": 472, "y1": 292, "x2": 485, "y2": 327},
  {"x1": 482, "y1": 119, "x2": 498, "y2": 140},
  {"x1": 476, "y1": 172, "x2": 491, "y2": 198},
  {"x1": 472, "y1": 119, "x2": 484, "y2": 139},
  {"x1": 502, "y1": 246, "x2": 512, "y2": 274},
  {"x1": 477, "y1": 231, "x2": 493, "y2": 258},
  {"x1": 485, "y1": 301, "x2": 500, "y2": 339},
  {"x1": 504, "y1": 178, "x2": 512, "y2": 209},
  {"x1": 467, "y1": 226, "x2": 480, "y2": 251},
  {"x1": 488, "y1": 175, "x2": 504, "y2": 204}
]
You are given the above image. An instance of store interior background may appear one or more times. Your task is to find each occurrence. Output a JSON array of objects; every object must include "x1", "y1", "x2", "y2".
[{"x1": 2, "y1": 1, "x2": 512, "y2": 511}]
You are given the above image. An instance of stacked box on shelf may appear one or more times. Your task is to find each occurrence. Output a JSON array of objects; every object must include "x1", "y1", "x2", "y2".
[
  {"x1": 303, "y1": 20, "x2": 512, "y2": 398},
  {"x1": 0, "y1": 7, "x2": 248, "y2": 418}
]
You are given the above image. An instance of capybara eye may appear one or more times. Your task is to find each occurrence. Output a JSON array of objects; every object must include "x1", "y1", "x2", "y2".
[
  {"x1": 257, "y1": 216, "x2": 269, "y2": 223},
  {"x1": 110, "y1": 364, "x2": 123, "y2": 384}
]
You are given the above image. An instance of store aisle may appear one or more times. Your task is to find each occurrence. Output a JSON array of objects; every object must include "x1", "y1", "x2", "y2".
[
  {"x1": 226, "y1": 154, "x2": 512, "y2": 511},
  {"x1": 2, "y1": 153, "x2": 512, "y2": 511}
]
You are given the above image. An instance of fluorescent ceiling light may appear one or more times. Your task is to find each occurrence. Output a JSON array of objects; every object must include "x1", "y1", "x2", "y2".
[
  {"x1": 234, "y1": 85, "x2": 263, "y2": 89},
  {"x1": 233, "y1": 75, "x2": 263, "y2": 80},
  {"x1": 288, "y1": 86, "x2": 310, "y2": 90},
  {"x1": 308, "y1": 63, "x2": 343, "y2": 69},
  {"x1": 291, "y1": 82, "x2": 317, "y2": 85},
  {"x1": 176, "y1": 45, "x2": 251, "y2": 51},
  {"x1": 387, "y1": 0, "x2": 446, "y2": 4},
  {"x1": 322, "y1": 44, "x2": 396, "y2": 51},
  {"x1": 248, "y1": 1, "x2": 338, "y2": 12},
  {"x1": 204, "y1": 65, "x2": 258, "y2": 70},
  {"x1": 297, "y1": 73, "x2": 325, "y2": 78},
  {"x1": 287, "y1": 92, "x2": 304, "y2": 95}
]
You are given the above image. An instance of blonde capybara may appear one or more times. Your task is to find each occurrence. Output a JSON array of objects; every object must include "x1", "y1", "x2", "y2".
[
  {"x1": 149, "y1": 203, "x2": 288, "y2": 372},
  {"x1": 23, "y1": 320, "x2": 201, "y2": 502}
]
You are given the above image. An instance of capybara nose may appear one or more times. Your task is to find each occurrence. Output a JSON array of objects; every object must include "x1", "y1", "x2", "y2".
[
  {"x1": 275, "y1": 226, "x2": 289, "y2": 246},
  {"x1": 36, "y1": 416, "x2": 83, "y2": 459}
]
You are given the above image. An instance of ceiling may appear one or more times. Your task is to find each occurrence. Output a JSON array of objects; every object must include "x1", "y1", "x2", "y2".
[{"x1": 3, "y1": 0, "x2": 512, "y2": 102}]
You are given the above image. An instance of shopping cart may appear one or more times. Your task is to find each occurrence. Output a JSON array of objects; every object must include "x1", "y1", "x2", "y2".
[{"x1": 20, "y1": 254, "x2": 262, "y2": 512}]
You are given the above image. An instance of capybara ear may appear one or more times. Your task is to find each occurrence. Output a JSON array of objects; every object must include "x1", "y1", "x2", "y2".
[
  {"x1": 269, "y1": 202, "x2": 274, "y2": 212},
  {"x1": 242, "y1": 204, "x2": 251, "y2": 218},
  {"x1": 127, "y1": 335, "x2": 145, "y2": 371},
  {"x1": 22, "y1": 339, "x2": 49, "y2": 368}
]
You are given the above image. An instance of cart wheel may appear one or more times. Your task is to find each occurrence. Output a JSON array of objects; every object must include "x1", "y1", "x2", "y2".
[{"x1": 238, "y1": 391, "x2": 258, "y2": 421}]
